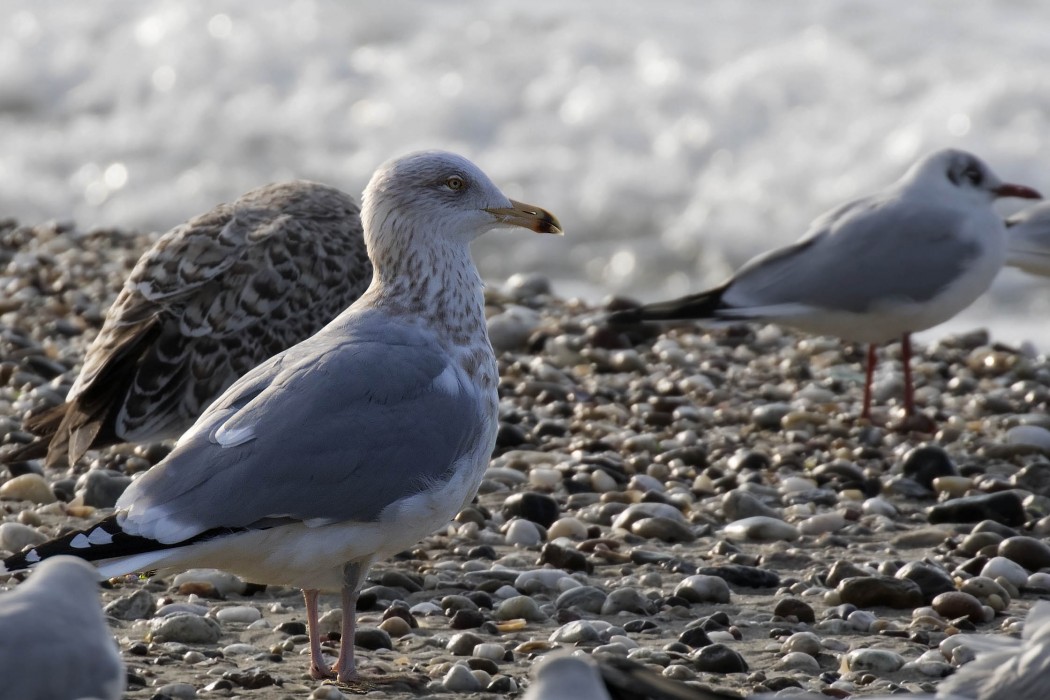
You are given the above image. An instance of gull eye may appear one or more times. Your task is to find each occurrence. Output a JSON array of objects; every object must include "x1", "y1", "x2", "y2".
[
  {"x1": 445, "y1": 175, "x2": 465, "y2": 191},
  {"x1": 963, "y1": 165, "x2": 983, "y2": 186}
]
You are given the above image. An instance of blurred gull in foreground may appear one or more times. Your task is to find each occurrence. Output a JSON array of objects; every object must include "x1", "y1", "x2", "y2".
[
  {"x1": 610, "y1": 149, "x2": 1040, "y2": 428},
  {"x1": 525, "y1": 602, "x2": 1050, "y2": 700},
  {"x1": 4, "y1": 181, "x2": 371, "y2": 469},
  {"x1": 0, "y1": 556, "x2": 124, "y2": 700},
  {"x1": 1, "y1": 151, "x2": 562, "y2": 684},
  {"x1": 1005, "y1": 201, "x2": 1050, "y2": 277}
]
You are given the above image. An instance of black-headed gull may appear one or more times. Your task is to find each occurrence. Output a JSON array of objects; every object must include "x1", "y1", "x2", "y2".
[{"x1": 610, "y1": 149, "x2": 1040, "y2": 424}]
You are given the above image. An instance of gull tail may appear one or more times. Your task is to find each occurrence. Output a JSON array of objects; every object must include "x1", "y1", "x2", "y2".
[
  {"x1": 606, "y1": 283, "x2": 731, "y2": 325},
  {"x1": 0, "y1": 514, "x2": 241, "y2": 578},
  {"x1": 1, "y1": 515, "x2": 164, "y2": 575}
]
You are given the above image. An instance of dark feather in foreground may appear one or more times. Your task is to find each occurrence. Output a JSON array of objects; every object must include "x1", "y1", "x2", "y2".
[{"x1": 5, "y1": 181, "x2": 371, "y2": 468}]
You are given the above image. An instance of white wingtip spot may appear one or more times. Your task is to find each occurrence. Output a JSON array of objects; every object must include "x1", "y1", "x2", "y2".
[
  {"x1": 26, "y1": 550, "x2": 40, "y2": 563},
  {"x1": 88, "y1": 527, "x2": 114, "y2": 545},
  {"x1": 70, "y1": 533, "x2": 91, "y2": 549}
]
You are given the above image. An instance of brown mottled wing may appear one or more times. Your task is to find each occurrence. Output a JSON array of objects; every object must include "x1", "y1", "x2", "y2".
[{"x1": 22, "y1": 181, "x2": 371, "y2": 468}]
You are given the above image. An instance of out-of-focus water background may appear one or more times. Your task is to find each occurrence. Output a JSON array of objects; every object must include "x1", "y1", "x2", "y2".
[{"x1": 3, "y1": 1, "x2": 1050, "y2": 346}]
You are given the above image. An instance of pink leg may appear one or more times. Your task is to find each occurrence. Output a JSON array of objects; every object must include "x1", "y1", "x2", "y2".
[
  {"x1": 304, "y1": 589, "x2": 335, "y2": 680},
  {"x1": 335, "y1": 562, "x2": 367, "y2": 683},
  {"x1": 901, "y1": 333, "x2": 915, "y2": 416},
  {"x1": 862, "y1": 343, "x2": 877, "y2": 420}
]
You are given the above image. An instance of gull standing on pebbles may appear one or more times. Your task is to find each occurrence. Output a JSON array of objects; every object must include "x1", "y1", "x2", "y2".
[
  {"x1": 0, "y1": 151, "x2": 562, "y2": 684},
  {"x1": 1005, "y1": 201, "x2": 1050, "y2": 276},
  {"x1": 0, "y1": 556, "x2": 125, "y2": 700},
  {"x1": 609, "y1": 149, "x2": 1040, "y2": 426},
  {"x1": 5, "y1": 181, "x2": 371, "y2": 469}
]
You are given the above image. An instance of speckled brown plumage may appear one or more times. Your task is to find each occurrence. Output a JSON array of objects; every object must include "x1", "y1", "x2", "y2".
[{"x1": 9, "y1": 180, "x2": 370, "y2": 468}]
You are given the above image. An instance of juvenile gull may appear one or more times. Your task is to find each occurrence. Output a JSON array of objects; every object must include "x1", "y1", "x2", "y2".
[
  {"x1": 0, "y1": 556, "x2": 125, "y2": 700},
  {"x1": 5, "y1": 180, "x2": 370, "y2": 469},
  {"x1": 610, "y1": 149, "x2": 1040, "y2": 424},
  {"x1": 1, "y1": 151, "x2": 562, "y2": 683},
  {"x1": 1005, "y1": 200, "x2": 1050, "y2": 276}
]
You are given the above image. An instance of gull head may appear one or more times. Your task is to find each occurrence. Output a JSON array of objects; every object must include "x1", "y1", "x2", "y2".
[
  {"x1": 903, "y1": 148, "x2": 1042, "y2": 206},
  {"x1": 362, "y1": 151, "x2": 561, "y2": 259}
]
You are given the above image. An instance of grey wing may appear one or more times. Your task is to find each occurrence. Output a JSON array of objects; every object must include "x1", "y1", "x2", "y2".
[
  {"x1": 1007, "y1": 201, "x2": 1050, "y2": 274},
  {"x1": 726, "y1": 195, "x2": 977, "y2": 313},
  {"x1": 118, "y1": 317, "x2": 487, "y2": 543},
  {"x1": 74, "y1": 181, "x2": 370, "y2": 442}
]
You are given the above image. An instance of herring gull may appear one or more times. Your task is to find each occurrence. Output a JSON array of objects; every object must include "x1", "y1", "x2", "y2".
[
  {"x1": 5, "y1": 180, "x2": 370, "y2": 469},
  {"x1": 609, "y1": 149, "x2": 1040, "y2": 427},
  {"x1": 0, "y1": 556, "x2": 125, "y2": 700},
  {"x1": 1, "y1": 150, "x2": 562, "y2": 684}
]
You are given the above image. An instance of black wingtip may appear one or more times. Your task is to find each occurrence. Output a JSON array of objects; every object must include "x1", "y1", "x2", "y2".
[{"x1": 607, "y1": 284, "x2": 730, "y2": 325}]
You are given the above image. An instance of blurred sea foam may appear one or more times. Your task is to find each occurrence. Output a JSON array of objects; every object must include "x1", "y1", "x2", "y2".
[{"x1": 2, "y1": 0, "x2": 1049, "y2": 346}]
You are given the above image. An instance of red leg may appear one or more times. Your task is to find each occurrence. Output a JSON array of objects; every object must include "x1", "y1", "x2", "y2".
[
  {"x1": 304, "y1": 589, "x2": 335, "y2": 680},
  {"x1": 901, "y1": 333, "x2": 915, "y2": 416},
  {"x1": 862, "y1": 343, "x2": 877, "y2": 420}
]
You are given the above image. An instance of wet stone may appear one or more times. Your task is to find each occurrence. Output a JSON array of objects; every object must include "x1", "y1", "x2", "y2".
[
  {"x1": 998, "y1": 536, "x2": 1050, "y2": 571},
  {"x1": 836, "y1": 576, "x2": 924, "y2": 609},
  {"x1": 928, "y1": 492, "x2": 1026, "y2": 527},
  {"x1": 674, "y1": 575, "x2": 732, "y2": 604},
  {"x1": 692, "y1": 643, "x2": 749, "y2": 673},
  {"x1": 931, "y1": 591, "x2": 984, "y2": 623},
  {"x1": 678, "y1": 626, "x2": 712, "y2": 648},
  {"x1": 450, "y1": 609, "x2": 487, "y2": 630},
  {"x1": 502, "y1": 491, "x2": 560, "y2": 527},
  {"x1": 895, "y1": 561, "x2": 955, "y2": 601},
  {"x1": 696, "y1": 565, "x2": 779, "y2": 588},
  {"x1": 773, "y1": 598, "x2": 815, "y2": 623},
  {"x1": 539, "y1": 542, "x2": 592, "y2": 572},
  {"x1": 901, "y1": 445, "x2": 958, "y2": 489},
  {"x1": 355, "y1": 627, "x2": 392, "y2": 650}
]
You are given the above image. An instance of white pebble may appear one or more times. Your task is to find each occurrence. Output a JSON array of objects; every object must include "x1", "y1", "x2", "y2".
[
  {"x1": 528, "y1": 468, "x2": 561, "y2": 490},
  {"x1": 980, "y1": 557, "x2": 1029, "y2": 588},
  {"x1": 505, "y1": 519, "x2": 542, "y2": 547},
  {"x1": 797, "y1": 512, "x2": 846, "y2": 536},
  {"x1": 723, "y1": 516, "x2": 800, "y2": 542},
  {"x1": 547, "y1": 517, "x2": 588, "y2": 540},
  {"x1": 215, "y1": 605, "x2": 262, "y2": 624}
]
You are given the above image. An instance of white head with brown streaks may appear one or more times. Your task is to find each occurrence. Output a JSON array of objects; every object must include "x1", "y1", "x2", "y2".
[{"x1": 361, "y1": 150, "x2": 561, "y2": 299}]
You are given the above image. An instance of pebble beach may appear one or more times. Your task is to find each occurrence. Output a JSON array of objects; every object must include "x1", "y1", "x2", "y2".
[{"x1": 3, "y1": 218, "x2": 1050, "y2": 699}]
